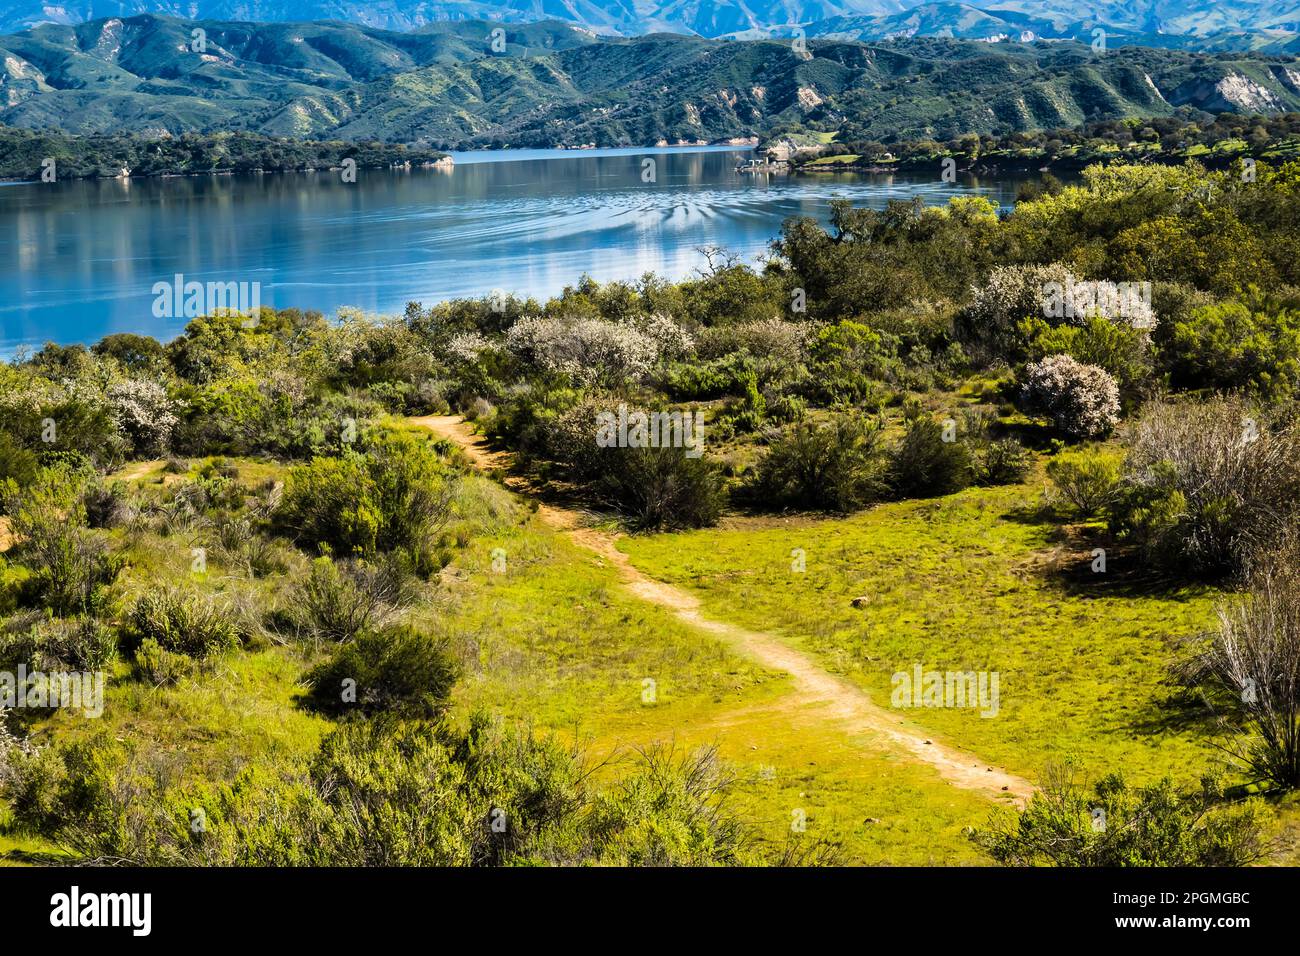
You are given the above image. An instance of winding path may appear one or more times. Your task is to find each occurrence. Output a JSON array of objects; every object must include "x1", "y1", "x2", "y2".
[{"x1": 412, "y1": 414, "x2": 1034, "y2": 804}]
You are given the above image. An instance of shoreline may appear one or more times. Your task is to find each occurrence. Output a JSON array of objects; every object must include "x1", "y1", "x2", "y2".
[
  {"x1": 0, "y1": 155, "x2": 454, "y2": 186},
  {"x1": 0, "y1": 142, "x2": 761, "y2": 183},
  {"x1": 791, "y1": 151, "x2": 1265, "y2": 177}
]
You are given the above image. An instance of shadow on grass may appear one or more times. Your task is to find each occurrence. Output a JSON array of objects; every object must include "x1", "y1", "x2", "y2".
[
  {"x1": 1047, "y1": 546, "x2": 1217, "y2": 600},
  {"x1": 1129, "y1": 686, "x2": 1224, "y2": 738},
  {"x1": 1002, "y1": 424, "x2": 1060, "y2": 452}
]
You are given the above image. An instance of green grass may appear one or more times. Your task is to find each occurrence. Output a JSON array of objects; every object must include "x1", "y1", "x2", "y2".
[
  {"x1": 438, "y1": 480, "x2": 995, "y2": 863},
  {"x1": 5, "y1": 451, "x2": 1257, "y2": 864},
  {"x1": 621, "y1": 481, "x2": 1226, "y2": 789}
]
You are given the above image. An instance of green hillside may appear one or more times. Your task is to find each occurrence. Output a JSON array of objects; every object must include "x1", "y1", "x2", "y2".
[{"x1": 2, "y1": 14, "x2": 1300, "y2": 147}]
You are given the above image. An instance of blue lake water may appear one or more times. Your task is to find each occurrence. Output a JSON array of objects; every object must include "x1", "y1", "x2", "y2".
[{"x1": 0, "y1": 145, "x2": 1031, "y2": 352}]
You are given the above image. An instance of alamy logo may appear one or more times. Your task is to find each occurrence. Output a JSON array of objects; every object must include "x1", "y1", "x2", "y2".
[
  {"x1": 0, "y1": 667, "x2": 103, "y2": 718},
  {"x1": 891, "y1": 664, "x2": 1000, "y2": 718},
  {"x1": 50, "y1": 886, "x2": 151, "y2": 936},
  {"x1": 595, "y1": 403, "x2": 705, "y2": 458},
  {"x1": 152, "y1": 273, "x2": 261, "y2": 319}
]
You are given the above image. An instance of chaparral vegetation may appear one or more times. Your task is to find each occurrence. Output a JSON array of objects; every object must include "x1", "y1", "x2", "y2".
[{"x1": 5, "y1": 155, "x2": 1300, "y2": 866}]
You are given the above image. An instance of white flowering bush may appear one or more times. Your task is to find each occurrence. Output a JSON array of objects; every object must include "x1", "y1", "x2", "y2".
[
  {"x1": 1044, "y1": 279, "x2": 1157, "y2": 330},
  {"x1": 633, "y1": 313, "x2": 694, "y2": 363},
  {"x1": 1021, "y1": 354, "x2": 1120, "y2": 440},
  {"x1": 504, "y1": 316, "x2": 660, "y2": 388},
  {"x1": 962, "y1": 263, "x2": 1076, "y2": 346},
  {"x1": 445, "y1": 331, "x2": 494, "y2": 367},
  {"x1": 107, "y1": 378, "x2": 179, "y2": 456},
  {"x1": 696, "y1": 318, "x2": 807, "y2": 363}
]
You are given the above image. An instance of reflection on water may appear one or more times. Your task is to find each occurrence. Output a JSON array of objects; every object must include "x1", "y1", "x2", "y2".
[{"x1": 0, "y1": 147, "x2": 1034, "y2": 351}]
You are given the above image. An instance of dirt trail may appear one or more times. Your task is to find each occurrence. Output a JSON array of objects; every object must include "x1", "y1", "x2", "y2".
[
  {"x1": 109, "y1": 460, "x2": 166, "y2": 483},
  {"x1": 412, "y1": 414, "x2": 1034, "y2": 804}
]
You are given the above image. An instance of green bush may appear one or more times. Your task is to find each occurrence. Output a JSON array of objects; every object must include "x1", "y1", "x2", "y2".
[
  {"x1": 973, "y1": 766, "x2": 1265, "y2": 866},
  {"x1": 124, "y1": 587, "x2": 242, "y2": 660},
  {"x1": 291, "y1": 555, "x2": 412, "y2": 644},
  {"x1": 0, "y1": 612, "x2": 117, "y2": 673},
  {"x1": 657, "y1": 355, "x2": 752, "y2": 401},
  {"x1": 749, "y1": 412, "x2": 886, "y2": 512},
  {"x1": 972, "y1": 438, "x2": 1034, "y2": 486},
  {"x1": 1169, "y1": 300, "x2": 1300, "y2": 399},
  {"x1": 133, "y1": 637, "x2": 194, "y2": 687},
  {"x1": 583, "y1": 744, "x2": 750, "y2": 866},
  {"x1": 1022, "y1": 315, "x2": 1154, "y2": 391},
  {"x1": 3, "y1": 468, "x2": 120, "y2": 616},
  {"x1": 887, "y1": 414, "x2": 972, "y2": 498},
  {"x1": 277, "y1": 430, "x2": 455, "y2": 570},
  {"x1": 0, "y1": 559, "x2": 30, "y2": 616},
  {"x1": 0, "y1": 710, "x2": 758, "y2": 866},
  {"x1": 803, "y1": 321, "x2": 900, "y2": 404},
  {"x1": 304, "y1": 625, "x2": 459, "y2": 717},
  {"x1": 1046, "y1": 450, "x2": 1122, "y2": 518},
  {"x1": 594, "y1": 445, "x2": 725, "y2": 531},
  {"x1": 0, "y1": 432, "x2": 38, "y2": 507}
]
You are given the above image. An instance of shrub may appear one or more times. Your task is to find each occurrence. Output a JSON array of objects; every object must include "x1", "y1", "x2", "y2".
[
  {"x1": 1022, "y1": 315, "x2": 1154, "y2": 391},
  {"x1": 105, "y1": 378, "x2": 179, "y2": 457},
  {"x1": 594, "y1": 446, "x2": 724, "y2": 531},
  {"x1": 973, "y1": 765, "x2": 1266, "y2": 866},
  {"x1": 657, "y1": 354, "x2": 755, "y2": 401},
  {"x1": 124, "y1": 587, "x2": 242, "y2": 659},
  {"x1": 0, "y1": 432, "x2": 38, "y2": 505},
  {"x1": 82, "y1": 482, "x2": 131, "y2": 529},
  {"x1": 1110, "y1": 398, "x2": 1300, "y2": 575},
  {"x1": 1020, "y1": 355, "x2": 1120, "y2": 440},
  {"x1": 34, "y1": 616, "x2": 117, "y2": 672},
  {"x1": 0, "y1": 559, "x2": 28, "y2": 615},
  {"x1": 972, "y1": 438, "x2": 1034, "y2": 486},
  {"x1": 211, "y1": 516, "x2": 285, "y2": 577},
  {"x1": 30, "y1": 396, "x2": 127, "y2": 468},
  {"x1": 1169, "y1": 300, "x2": 1300, "y2": 399},
  {"x1": 277, "y1": 430, "x2": 455, "y2": 570},
  {"x1": 887, "y1": 414, "x2": 972, "y2": 498},
  {"x1": 0, "y1": 613, "x2": 117, "y2": 672},
  {"x1": 134, "y1": 637, "x2": 193, "y2": 687},
  {"x1": 306, "y1": 717, "x2": 580, "y2": 866},
  {"x1": 485, "y1": 385, "x2": 588, "y2": 468},
  {"x1": 584, "y1": 744, "x2": 749, "y2": 866},
  {"x1": 1046, "y1": 450, "x2": 1122, "y2": 518},
  {"x1": 0, "y1": 711, "x2": 758, "y2": 866},
  {"x1": 173, "y1": 375, "x2": 382, "y2": 459},
  {"x1": 292, "y1": 555, "x2": 412, "y2": 644},
  {"x1": 504, "y1": 316, "x2": 665, "y2": 388},
  {"x1": 304, "y1": 625, "x2": 459, "y2": 717},
  {"x1": 277, "y1": 453, "x2": 377, "y2": 554},
  {"x1": 957, "y1": 263, "x2": 1076, "y2": 358},
  {"x1": 696, "y1": 318, "x2": 807, "y2": 363},
  {"x1": 1194, "y1": 538, "x2": 1300, "y2": 788},
  {"x1": 3, "y1": 468, "x2": 120, "y2": 616},
  {"x1": 804, "y1": 321, "x2": 900, "y2": 404},
  {"x1": 92, "y1": 333, "x2": 166, "y2": 373},
  {"x1": 748, "y1": 412, "x2": 886, "y2": 512}
]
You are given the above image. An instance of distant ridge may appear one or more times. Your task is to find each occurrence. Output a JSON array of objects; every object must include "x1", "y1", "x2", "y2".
[
  {"x1": 2, "y1": 14, "x2": 1298, "y2": 147},
  {"x1": 1, "y1": 0, "x2": 1299, "y2": 48}
]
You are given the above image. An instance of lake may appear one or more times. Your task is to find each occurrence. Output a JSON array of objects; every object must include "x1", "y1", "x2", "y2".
[{"x1": 0, "y1": 146, "x2": 1032, "y2": 353}]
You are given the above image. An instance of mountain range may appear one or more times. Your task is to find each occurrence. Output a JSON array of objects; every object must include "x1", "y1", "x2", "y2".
[
  {"x1": 4, "y1": 1, "x2": 1300, "y2": 45},
  {"x1": 3, "y1": 14, "x2": 1299, "y2": 147}
]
